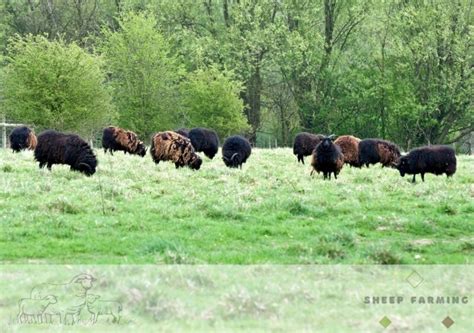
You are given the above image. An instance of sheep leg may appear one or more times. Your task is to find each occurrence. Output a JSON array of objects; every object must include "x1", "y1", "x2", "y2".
[
  {"x1": 47, "y1": 163, "x2": 52, "y2": 171},
  {"x1": 421, "y1": 173, "x2": 425, "y2": 182},
  {"x1": 39, "y1": 161, "x2": 46, "y2": 169},
  {"x1": 412, "y1": 174, "x2": 416, "y2": 183},
  {"x1": 334, "y1": 172, "x2": 337, "y2": 180}
]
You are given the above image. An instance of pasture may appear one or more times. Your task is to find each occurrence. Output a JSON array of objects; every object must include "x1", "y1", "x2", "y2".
[{"x1": 0, "y1": 148, "x2": 473, "y2": 264}]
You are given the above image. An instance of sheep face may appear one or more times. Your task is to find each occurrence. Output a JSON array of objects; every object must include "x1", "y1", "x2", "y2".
[
  {"x1": 189, "y1": 155, "x2": 202, "y2": 170},
  {"x1": 136, "y1": 141, "x2": 147, "y2": 157},
  {"x1": 395, "y1": 156, "x2": 410, "y2": 177},
  {"x1": 72, "y1": 273, "x2": 96, "y2": 290},
  {"x1": 320, "y1": 137, "x2": 334, "y2": 150},
  {"x1": 86, "y1": 294, "x2": 101, "y2": 304},
  {"x1": 43, "y1": 295, "x2": 57, "y2": 304}
]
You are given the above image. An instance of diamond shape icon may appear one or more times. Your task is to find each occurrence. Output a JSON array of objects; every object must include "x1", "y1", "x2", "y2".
[
  {"x1": 379, "y1": 316, "x2": 392, "y2": 328},
  {"x1": 442, "y1": 316, "x2": 454, "y2": 328},
  {"x1": 406, "y1": 270, "x2": 424, "y2": 288}
]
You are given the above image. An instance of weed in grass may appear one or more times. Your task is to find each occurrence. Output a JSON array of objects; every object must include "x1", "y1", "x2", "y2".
[
  {"x1": 369, "y1": 248, "x2": 402, "y2": 264},
  {"x1": 2, "y1": 164, "x2": 13, "y2": 173}
]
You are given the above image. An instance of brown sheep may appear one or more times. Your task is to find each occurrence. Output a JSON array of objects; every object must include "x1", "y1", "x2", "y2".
[
  {"x1": 150, "y1": 131, "x2": 202, "y2": 170},
  {"x1": 358, "y1": 139, "x2": 401, "y2": 168},
  {"x1": 334, "y1": 135, "x2": 361, "y2": 167},
  {"x1": 102, "y1": 126, "x2": 146, "y2": 157}
]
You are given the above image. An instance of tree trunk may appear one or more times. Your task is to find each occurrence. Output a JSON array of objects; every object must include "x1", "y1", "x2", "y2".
[{"x1": 244, "y1": 65, "x2": 262, "y2": 145}]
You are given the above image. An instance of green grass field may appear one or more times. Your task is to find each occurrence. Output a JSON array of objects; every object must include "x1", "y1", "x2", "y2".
[{"x1": 1, "y1": 148, "x2": 473, "y2": 264}]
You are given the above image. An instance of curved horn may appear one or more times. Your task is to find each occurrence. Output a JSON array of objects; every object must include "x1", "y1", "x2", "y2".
[
  {"x1": 230, "y1": 153, "x2": 239, "y2": 161},
  {"x1": 328, "y1": 134, "x2": 336, "y2": 140},
  {"x1": 79, "y1": 162, "x2": 91, "y2": 171}
]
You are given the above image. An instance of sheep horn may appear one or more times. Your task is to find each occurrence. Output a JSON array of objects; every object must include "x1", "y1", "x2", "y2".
[
  {"x1": 328, "y1": 134, "x2": 336, "y2": 140},
  {"x1": 230, "y1": 153, "x2": 239, "y2": 161},
  {"x1": 79, "y1": 163, "x2": 92, "y2": 172}
]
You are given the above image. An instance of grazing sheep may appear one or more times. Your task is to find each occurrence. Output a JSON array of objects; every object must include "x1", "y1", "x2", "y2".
[
  {"x1": 395, "y1": 145, "x2": 456, "y2": 183},
  {"x1": 358, "y1": 138, "x2": 401, "y2": 168},
  {"x1": 222, "y1": 135, "x2": 252, "y2": 169},
  {"x1": 334, "y1": 135, "x2": 361, "y2": 167},
  {"x1": 34, "y1": 130, "x2": 97, "y2": 176},
  {"x1": 293, "y1": 132, "x2": 325, "y2": 164},
  {"x1": 102, "y1": 126, "x2": 146, "y2": 157},
  {"x1": 175, "y1": 128, "x2": 190, "y2": 137},
  {"x1": 310, "y1": 135, "x2": 344, "y2": 180},
  {"x1": 150, "y1": 131, "x2": 202, "y2": 170},
  {"x1": 9, "y1": 126, "x2": 37, "y2": 152},
  {"x1": 17, "y1": 295, "x2": 57, "y2": 324},
  {"x1": 188, "y1": 128, "x2": 219, "y2": 159},
  {"x1": 85, "y1": 294, "x2": 122, "y2": 324}
]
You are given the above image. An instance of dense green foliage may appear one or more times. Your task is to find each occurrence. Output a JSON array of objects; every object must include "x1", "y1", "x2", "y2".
[
  {"x1": 1, "y1": 148, "x2": 473, "y2": 264},
  {"x1": 2, "y1": 35, "x2": 114, "y2": 136},
  {"x1": 0, "y1": 0, "x2": 472, "y2": 147},
  {"x1": 180, "y1": 66, "x2": 249, "y2": 138},
  {"x1": 100, "y1": 12, "x2": 184, "y2": 138}
]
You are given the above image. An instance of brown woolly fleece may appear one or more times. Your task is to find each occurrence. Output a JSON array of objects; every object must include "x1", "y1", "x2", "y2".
[
  {"x1": 112, "y1": 127, "x2": 140, "y2": 152},
  {"x1": 376, "y1": 141, "x2": 401, "y2": 167},
  {"x1": 27, "y1": 131, "x2": 37, "y2": 150},
  {"x1": 334, "y1": 135, "x2": 361, "y2": 167},
  {"x1": 150, "y1": 131, "x2": 202, "y2": 170}
]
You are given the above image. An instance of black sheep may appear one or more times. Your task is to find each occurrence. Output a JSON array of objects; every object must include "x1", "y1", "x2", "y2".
[
  {"x1": 34, "y1": 130, "x2": 97, "y2": 176},
  {"x1": 222, "y1": 135, "x2": 252, "y2": 169},
  {"x1": 310, "y1": 135, "x2": 344, "y2": 180},
  {"x1": 358, "y1": 139, "x2": 401, "y2": 167},
  {"x1": 175, "y1": 128, "x2": 190, "y2": 138},
  {"x1": 396, "y1": 145, "x2": 456, "y2": 182},
  {"x1": 9, "y1": 126, "x2": 37, "y2": 152},
  {"x1": 293, "y1": 132, "x2": 325, "y2": 164},
  {"x1": 188, "y1": 128, "x2": 219, "y2": 159}
]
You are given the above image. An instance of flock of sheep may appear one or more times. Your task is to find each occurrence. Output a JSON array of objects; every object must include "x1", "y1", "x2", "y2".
[
  {"x1": 8, "y1": 126, "x2": 252, "y2": 174},
  {"x1": 9, "y1": 125, "x2": 457, "y2": 182},
  {"x1": 294, "y1": 132, "x2": 457, "y2": 182}
]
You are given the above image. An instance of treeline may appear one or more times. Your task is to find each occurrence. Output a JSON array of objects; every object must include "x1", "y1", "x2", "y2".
[{"x1": 0, "y1": 0, "x2": 472, "y2": 149}]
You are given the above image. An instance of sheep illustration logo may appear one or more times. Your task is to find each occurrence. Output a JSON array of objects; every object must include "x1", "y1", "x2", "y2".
[{"x1": 17, "y1": 273, "x2": 122, "y2": 325}]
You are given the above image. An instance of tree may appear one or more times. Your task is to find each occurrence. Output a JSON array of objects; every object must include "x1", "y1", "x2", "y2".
[
  {"x1": 100, "y1": 11, "x2": 184, "y2": 138},
  {"x1": 2, "y1": 34, "x2": 114, "y2": 137},
  {"x1": 389, "y1": 0, "x2": 473, "y2": 145},
  {"x1": 179, "y1": 66, "x2": 249, "y2": 139}
]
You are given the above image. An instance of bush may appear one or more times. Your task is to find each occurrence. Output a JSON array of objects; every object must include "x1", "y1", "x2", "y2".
[
  {"x1": 179, "y1": 66, "x2": 250, "y2": 139},
  {"x1": 2, "y1": 35, "x2": 114, "y2": 137}
]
